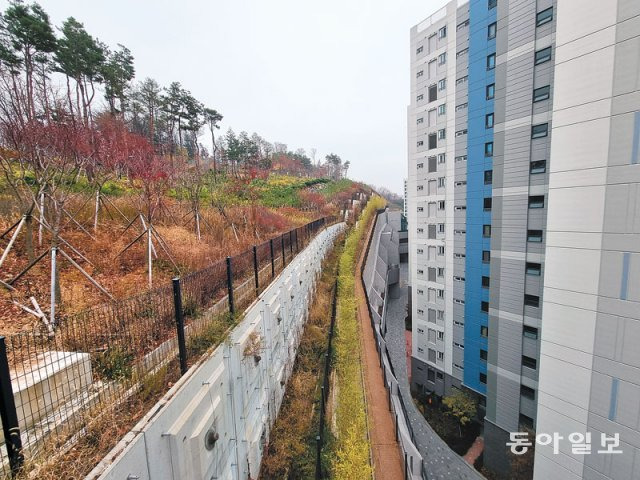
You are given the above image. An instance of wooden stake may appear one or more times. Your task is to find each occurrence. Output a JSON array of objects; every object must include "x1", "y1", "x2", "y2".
[
  {"x1": 58, "y1": 248, "x2": 114, "y2": 300},
  {"x1": 0, "y1": 216, "x2": 25, "y2": 269}
]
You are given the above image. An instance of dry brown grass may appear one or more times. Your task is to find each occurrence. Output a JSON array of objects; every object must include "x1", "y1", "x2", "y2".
[
  {"x1": 0, "y1": 194, "x2": 315, "y2": 332},
  {"x1": 258, "y1": 234, "x2": 343, "y2": 479}
]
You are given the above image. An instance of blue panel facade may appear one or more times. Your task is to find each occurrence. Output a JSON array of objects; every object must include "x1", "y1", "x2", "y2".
[{"x1": 463, "y1": 0, "x2": 496, "y2": 395}]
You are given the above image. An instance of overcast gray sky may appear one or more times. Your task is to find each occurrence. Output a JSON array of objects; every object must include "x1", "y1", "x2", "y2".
[{"x1": 19, "y1": 0, "x2": 448, "y2": 194}]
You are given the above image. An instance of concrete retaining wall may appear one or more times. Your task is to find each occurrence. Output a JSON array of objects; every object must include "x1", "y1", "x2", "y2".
[{"x1": 87, "y1": 223, "x2": 344, "y2": 480}]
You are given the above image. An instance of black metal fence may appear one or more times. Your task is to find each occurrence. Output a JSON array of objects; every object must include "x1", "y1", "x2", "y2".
[
  {"x1": 315, "y1": 279, "x2": 338, "y2": 480},
  {"x1": 0, "y1": 215, "x2": 336, "y2": 477}
]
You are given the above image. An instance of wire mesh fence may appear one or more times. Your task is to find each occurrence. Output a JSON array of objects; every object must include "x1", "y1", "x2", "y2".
[{"x1": 0, "y1": 215, "x2": 338, "y2": 477}]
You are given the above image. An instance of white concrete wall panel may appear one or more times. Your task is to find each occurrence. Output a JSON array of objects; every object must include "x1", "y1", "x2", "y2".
[{"x1": 87, "y1": 223, "x2": 345, "y2": 480}]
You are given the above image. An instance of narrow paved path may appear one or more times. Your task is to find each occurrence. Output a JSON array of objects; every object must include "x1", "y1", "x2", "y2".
[{"x1": 356, "y1": 216, "x2": 404, "y2": 480}]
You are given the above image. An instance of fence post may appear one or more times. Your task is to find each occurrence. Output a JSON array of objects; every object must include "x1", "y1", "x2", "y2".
[
  {"x1": 289, "y1": 230, "x2": 293, "y2": 254},
  {"x1": 252, "y1": 245, "x2": 259, "y2": 295},
  {"x1": 281, "y1": 234, "x2": 285, "y2": 266},
  {"x1": 395, "y1": 412, "x2": 399, "y2": 441},
  {"x1": 0, "y1": 337, "x2": 23, "y2": 476},
  {"x1": 172, "y1": 278, "x2": 188, "y2": 375},
  {"x1": 404, "y1": 452, "x2": 408, "y2": 480},
  {"x1": 270, "y1": 239, "x2": 275, "y2": 278},
  {"x1": 295, "y1": 229, "x2": 299, "y2": 252},
  {"x1": 315, "y1": 435, "x2": 322, "y2": 480},
  {"x1": 226, "y1": 256, "x2": 234, "y2": 316}
]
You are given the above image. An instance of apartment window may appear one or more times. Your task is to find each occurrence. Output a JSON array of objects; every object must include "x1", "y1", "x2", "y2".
[
  {"x1": 455, "y1": 155, "x2": 467, "y2": 162},
  {"x1": 526, "y1": 262, "x2": 541, "y2": 276},
  {"x1": 438, "y1": 128, "x2": 446, "y2": 140},
  {"x1": 524, "y1": 294, "x2": 540, "y2": 308},
  {"x1": 455, "y1": 129, "x2": 467, "y2": 137},
  {"x1": 486, "y1": 83, "x2": 495, "y2": 100},
  {"x1": 483, "y1": 224, "x2": 491, "y2": 237},
  {"x1": 536, "y1": 7, "x2": 553, "y2": 27},
  {"x1": 456, "y1": 75, "x2": 468, "y2": 85},
  {"x1": 437, "y1": 289, "x2": 444, "y2": 299},
  {"x1": 454, "y1": 342, "x2": 464, "y2": 349},
  {"x1": 480, "y1": 349, "x2": 488, "y2": 361},
  {"x1": 428, "y1": 133, "x2": 437, "y2": 149},
  {"x1": 457, "y1": 19, "x2": 469, "y2": 30},
  {"x1": 484, "y1": 170, "x2": 493, "y2": 184},
  {"x1": 417, "y1": 70, "x2": 424, "y2": 79},
  {"x1": 437, "y1": 246, "x2": 445, "y2": 256},
  {"x1": 428, "y1": 224, "x2": 437, "y2": 239},
  {"x1": 436, "y1": 370, "x2": 444, "y2": 378},
  {"x1": 533, "y1": 85, "x2": 550, "y2": 102},
  {"x1": 455, "y1": 103, "x2": 468, "y2": 111},
  {"x1": 481, "y1": 301, "x2": 489, "y2": 313},
  {"x1": 417, "y1": 228, "x2": 424, "y2": 233},
  {"x1": 486, "y1": 113, "x2": 494, "y2": 128},
  {"x1": 428, "y1": 59, "x2": 437, "y2": 76},
  {"x1": 437, "y1": 310, "x2": 444, "y2": 320},
  {"x1": 523, "y1": 325, "x2": 539, "y2": 339},
  {"x1": 417, "y1": 206, "x2": 424, "y2": 212},
  {"x1": 487, "y1": 53, "x2": 496, "y2": 70},
  {"x1": 428, "y1": 267, "x2": 436, "y2": 281},
  {"x1": 428, "y1": 365, "x2": 436, "y2": 378},
  {"x1": 417, "y1": 94, "x2": 424, "y2": 101},
  {"x1": 437, "y1": 267, "x2": 445, "y2": 277},
  {"x1": 438, "y1": 52, "x2": 447, "y2": 65},
  {"x1": 487, "y1": 22, "x2": 497, "y2": 40},
  {"x1": 438, "y1": 78, "x2": 446, "y2": 90},
  {"x1": 428, "y1": 156, "x2": 437, "y2": 172},
  {"x1": 439, "y1": 26, "x2": 447, "y2": 39},
  {"x1": 488, "y1": 0, "x2": 497, "y2": 9},
  {"x1": 529, "y1": 195, "x2": 545, "y2": 209},
  {"x1": 482, "y1": 250, "x2": 491, "y2": 263},
  {"x1": 521, "y1": 385, "x2": 536, "y2": 400},
  {"x1": 483, "y1": 197, "x2": 492, "y2": 211},
  {"x1": 454, "y1": 320, "x2": 464, "y2": 327},
  {"x1": 417, "y1": 269, "x2": 424, "y2": 275},
  {"x1": 438, "y1": 200, "x2": 445, "y2": 210},
  {"x1": 530, "y1": 160, "x2": 546, "y2": 174},
  {"x1": 429, "y1": 84, "x2": 438, "y2": 102},
  {"x1": 417, "y1": 140, "x2": 424, "y2": 147},
  {"x1": 535, "y1": 47, "x2": 552, "y2": 65},
  {"x1": 438, "y1": 177, "x2": 445, "y2": 187},
  {"x1": 454, "y1": 276, "x2": 465, "y2": 282},
  {"x1": 438, "y1": 223, "x2": 445, "y2": 234},
  {"x1": 479, "y1": 372, "x2": 487, "y2": 384},
  {"x1": 417, "y1": 248, "x2": 424, "y2": 254},
  {"x1": 527, "y1": 230, "x2": 543, "y2": 242},
  {"x1": 417, "y1": 46, "x2": 423, "y2": 54},
  {"x1": 454, "y1": 363, "x2": 464, "y2": 371},
  {"x1": 417, "y1": 162, "x2": 424, "y2": 169},
  {"x1": 482, "y1": 276, "x2": 490, "y2": 288},
  {"x1": 532, "y1": 123, "x2": 549, "y2": 139},
  {"x1": 438, "y1": 104, "x2": 446, "y2": 115},
  {"x1": 428, "y1": 34, "x2": 437, "y2": 51},
  {"x1": 456, "y1": 47, "x2": 469, "y2": 58},
  {"x1": 520, "y1": 414, "x2": 534, "y2": 429},
  {"x1": 438, "y1": 153, "x2": 446, "y2": 164},
  {"x1": 480, "y1": 325, "x2": 488, "y2": 337},
  {"x1": 417, "y1": 187, "x2": 424, "y2": 193},
  {"x1": 416, "y1": 117, "x2": 423, "y2": 125},
  {"x1": 522, "y1": 355, "x2": 537, "y2": 370},
  {"x1": 485, "y1": 142, "x2": 494, "y2": 157}
]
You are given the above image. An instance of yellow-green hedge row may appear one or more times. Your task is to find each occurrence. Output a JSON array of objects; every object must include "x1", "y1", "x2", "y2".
[{"x1": 332, "y1": 196, "x2": 385, "y2": 479}]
